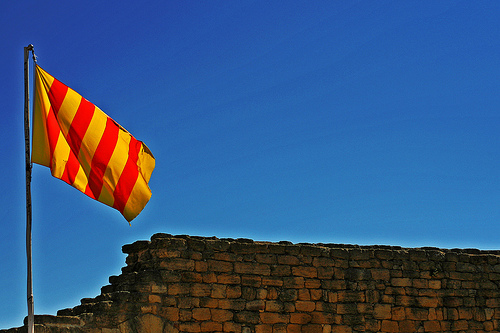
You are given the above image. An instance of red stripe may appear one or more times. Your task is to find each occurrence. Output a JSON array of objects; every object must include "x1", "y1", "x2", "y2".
[
  {"x1": 66, "y1": 98, "x2": 95, "y2": 162},
  {"x1": 112, "y1": 138, "x2": 142, "y2": 214},
  {"x1": 85, "y1": 117, "x2": 120, "y2": 200},
  {"x1": 47, "y1": 78, "x2": 68, "y2": 115},
  {"x1": 43, "y1": 77, "x2": 69, "y2": 170},
  {"x1": 45, "y1": 78, "x2": 86, "y2": 190},
  {"x1": 45, "y1": 105, "x2": 61, "y2": 171},
  {"x1": 59, "y1": 151, "x2": 82, "y2": 190}
]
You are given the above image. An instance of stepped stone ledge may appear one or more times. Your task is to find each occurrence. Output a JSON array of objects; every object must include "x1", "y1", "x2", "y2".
[{"x1": 3, "y1": 233, "x2": 500, "y2": 332}]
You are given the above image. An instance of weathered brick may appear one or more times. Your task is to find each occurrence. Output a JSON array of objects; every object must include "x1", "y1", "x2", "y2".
[
  {"x1": 371, "y1": 269, "x2": 390, "y2": 281},
  {"x1": 200, "y1": 321, "x2": 222, "y2": 332},
  {"x1": 262, "y1": 276, "x2": 283, "y2": 287},
  {"x1": 265, "y1": 300, "x2": 284, "y2": 312},
  {"x1": 202, "y1": 272, "x2": 217, "y2": 283},
  {"x1": 417, "y1": 296, "x2": 439, "y2": 308},
  {"x1": 191, "y1": 283, "x2": 212, "y2": 297},
  {"x1": 423, "y1": 320, "x2": 441, "y2": 332},
  {"x1": 391, "y1": 278, "x2": 411, "y2": 287},
  {"x1": 373, "y1": 304, "x2": 391, "y2": 319},
  {"x1": 207, "y1": 260, "x2": 233, "y2": 273},
  {"x1": 329, "y1": 325, "x2": 352, "y2": 333},
  {"x1": 179, "y1": 308, "x2": 193, "y2": 321},
  {"x1": 192, "y1": 308, "x2": 211, "y2": 321},
  {"x1": 381, "y1": 320, "x2": 398, "y2": 333},
  {"x1": 211, "y1": 309, "x2": 233, "y2": 322},
  {"x1": 195, "y1": 261, "x2": 208, "y2": 272},
  {"x1": 211, "y1": 284, "x2": 226, "y2": 298},
  {"x1": 317, "y1": 266, "x2": 334, "y2": 279},
  {"x1": 242, "y1": 275, "x2": 262, "y2": 287},
  {"x1": 443, "y1": 296, "x2": 462, "y2": 307},
  {"x1": 246, "y1": 300, "x2": 265, "y2": 311},
  {"x1": 178, "y1": 297, "x2": 199, "y2": 308},
  {"x1": 213, "y1": 252, "x2": 235, "y2": 262},
  {"x1": 310, "y1": 289, "x2": 322, "y2": 301},
  {"x1": 161, "y1": 307, "x2": 179, "y2": 321},
  {"x1": 270, "y1": 265, "x2": 291, "y2": 276},
  {"x1": 399, "y1": 320, "x2": 417, "y2": 332},
  {"x1": 337, "y1": 291, "x2": 365, "y2": 303},
  {"x1": 405, "y1": 307, "x2": 428, "y2": 320},
  {"x1": 312, "y1": 257, "x2": 334, "y2": 267},
  {"x1": 218, "y1": 299, "x2": 245, "y2": 311},
  {"x1": 391, "y1": 306, "x2": 406, "y2": 321},
  {"x1": 337, "y1": 304, "x2": 358, "y2": 314},
  {"x1": 458, "y1": 307, "x2": 473, "y2": 320},
  {"x1": 310, "y1": 312, "x2": 337, "y2": 324},
  {"x1": 290, "y1": 313, "x2": 312, "y2": 324},
  {"x1": 295, "y1": 301, "x2": 315, "y2": 312},
  {"x1": 168, "y1": 283, "x2": 190, "y2": 295},
  {"x1": 148, "y1": 294, "x2": 161, "y2": 303},
  {"x1": 292, "y1": 266, "x2": 317, "y2": 278},
  {"x1": 297, "y1": 288, "x2": 311, "y2": 301},
  {"x1": 254, "y1": 324, "x2": 272, "y2": 333},
  {"x1": 301, "y1": 324, "x2": 323, "y2": 333},
  {"x1": 217, "y1": 274, "x2": 241, "y2": 284},
  {"x1": 451, "y1": 320, "x2": 468, "y2": 331},
  {"x1": 223, "y1": 322, "x2": 241, "y2": 332},
  {"x1": 227, "y1": 285, "x2": 242, "y2": 298},
  {"x1": 199, "y1": 297, "x2": 218, "y2": 308},
  {"x1": 255, "y1": 254, "x2": 277, "y2": 264},
  {"x1": 160, "y1": 258, "x2": 195, "y2": 271},
  {"x1": 260, "y1": 312, "x2": 289, "y2": 324},
  {"x1": 278, "y1": 255, "x2": 300, "y2": 265},
  {"x1": 178, "y1": 322, "x2": 201, "y2": 332},
  {"x1": 283, "y1": 277, "x2": 305, "y2": 288},
  {"x1": 278, "y1": 289, "x2": 297, "y2": 302}
]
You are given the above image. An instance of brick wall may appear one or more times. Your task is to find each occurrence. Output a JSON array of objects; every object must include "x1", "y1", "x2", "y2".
[{"x1": 4, "y1": 233, "x2": 500, "y2": 332}]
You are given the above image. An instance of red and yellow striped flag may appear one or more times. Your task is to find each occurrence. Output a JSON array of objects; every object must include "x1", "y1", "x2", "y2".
[{"x1": 32, "y1": 65, "x2": 155, "y2": 222}]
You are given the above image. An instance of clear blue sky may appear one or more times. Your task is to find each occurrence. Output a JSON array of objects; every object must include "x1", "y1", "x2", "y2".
[{"x1": 1, "y1": 0, "x2": 499, "y2": 329}]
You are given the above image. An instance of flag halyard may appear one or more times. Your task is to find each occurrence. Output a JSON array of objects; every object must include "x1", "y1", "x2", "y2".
[{"x1": 32, "y1": 65, "x2": 155, "y2": 222}]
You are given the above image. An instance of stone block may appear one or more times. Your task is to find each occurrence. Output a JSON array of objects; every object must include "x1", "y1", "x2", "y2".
[
  {"x1": 381, "y1": 320, "x2": 399, "y2": 333},
  {"x1": 227, "y1": 285, "x2": 242, "y2": 298},
  {"x1": 301, "y1": 324, "x2": 323, "y2": 333},
  {"x1": 211, "y1": 309, "x2": 233, "y2": 322},
  {"x1": 292, "y1": 266, "x2": 317, "y2": 278},
  {"x1": 260, "y1": 313, "x2": 289, "y2": 324},
  {"x1": 373, "y1": 304, "x2": 391, "y2": 319},
  {"x1": 254, "y1": 324, "x2": 272, "y2": 333},
  {"x1": 234, "y1": 311, "x2": 260, "y2": 324},
  {"x1": 178, "y1": 322, "x2": 201, "y2": 333},
  {"x1": 192, "y1": 308, "x2": 211, "y2": 321},
  {"x1": 242, "y1": 275, "x2": 262, "y2": 287},
  {"x1": 295, "y1": 301, "x2": 315, "y2": 312},
  {"x1": 290, "y1": 313, "x2": 312, "y2": 324},
  {"x1": 207, "y1": 260, "x2": 233, "y2": 273},
  {"x1": 200, "y1": 321, "x2": 222, "y2": 332},
  {"x1": 246, "y1": 300, "x2": 265, "y2": 311},
  {"x1": 283, "y1": 277, "x2": 305, "y2": 288}
]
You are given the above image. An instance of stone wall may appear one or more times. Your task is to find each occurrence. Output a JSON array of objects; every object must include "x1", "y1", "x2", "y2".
[{"x1": 3, "y1": 233, "x2": 500, "y2": 332}]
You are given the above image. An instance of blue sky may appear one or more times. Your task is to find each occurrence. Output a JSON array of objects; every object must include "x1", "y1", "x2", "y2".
[{"x1": 1, "y1": 0, "x2": 499, "y2": 329}]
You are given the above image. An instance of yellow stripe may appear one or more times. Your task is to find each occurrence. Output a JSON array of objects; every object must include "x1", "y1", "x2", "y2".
[
  {"x1": 97, "y1": 128, "x2": 131, "y2": 207},
  {"x1": 138, "y1": 144, "x2": 156, "y2": 183},
  {"x1": 78, "y1": 105, "x2": 108, "y2": 175},
  {"x1": 32, "y1": 66, "x2": 55, "y2": 167},
  {"x1": 72, "y1": 165, "x2": 89, "y2": 193},
  {"x1": 57, "y1": 88, "x2": 81, "y2": 136},
  {"x1": 50, "y1": 132, "x2": 72, "y2": 179},
  {"x1": 122, "y1": 174, "x2": 152, "y2": 222}
]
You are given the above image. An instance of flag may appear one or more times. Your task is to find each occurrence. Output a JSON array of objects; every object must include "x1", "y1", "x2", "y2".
[{"x1": 32, "y1": 65, "x2": 155, "y2": 222}]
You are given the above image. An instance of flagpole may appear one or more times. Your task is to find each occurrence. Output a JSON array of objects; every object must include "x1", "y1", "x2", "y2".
[{"x1": 24, "y1": 44, "x2": 35, "y2": 333}]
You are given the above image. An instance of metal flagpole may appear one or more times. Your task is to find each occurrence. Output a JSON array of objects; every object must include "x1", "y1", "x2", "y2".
[{"x1": 24, "y1": 44, "x2": 35, "y2": 333}]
